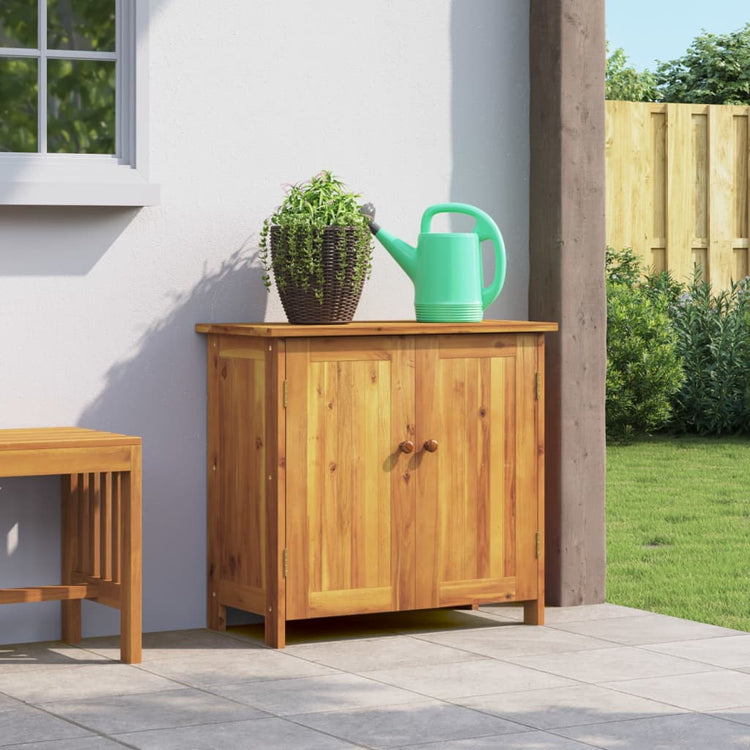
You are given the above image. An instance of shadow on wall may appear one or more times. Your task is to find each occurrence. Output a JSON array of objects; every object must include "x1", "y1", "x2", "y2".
[
  {"x1": 74, "y1": 248, "x2": 267, "y2": 636},
  {"x1": 450, "y1": 0, "x2": 530, "y2": 320},
  {"x1": 0, "y1": 206, "x2": 138, "y2": 275}
]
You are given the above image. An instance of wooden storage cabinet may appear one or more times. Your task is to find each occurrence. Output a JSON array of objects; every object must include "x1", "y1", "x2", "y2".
[{"x1": 196, "y1": 321, "x2": 556, "y2": 648}]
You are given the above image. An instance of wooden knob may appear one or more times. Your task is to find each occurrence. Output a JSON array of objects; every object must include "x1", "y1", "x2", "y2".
[
  {"x1": 423, "y1": 439, "x2": 439, "y2": 452},
  {"x1": 399, "y1": 440, "x2": 415, "y2": 454}
]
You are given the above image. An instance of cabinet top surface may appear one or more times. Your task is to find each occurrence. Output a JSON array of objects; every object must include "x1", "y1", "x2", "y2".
[{"x1": 195, "y1": 320, "x2": 558, "y2": 338}]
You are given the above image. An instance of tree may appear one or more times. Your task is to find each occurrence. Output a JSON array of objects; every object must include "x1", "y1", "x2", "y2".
[
  {"x1": 655, "y1": 23, "x2": 750, "y2": 104},
  {"x1": 606, "y1": 45, "x2": 659, "y2": 101}
]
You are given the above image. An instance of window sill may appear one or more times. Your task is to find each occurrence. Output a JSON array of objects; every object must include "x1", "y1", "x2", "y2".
[
  {"x1": 0, "y1": 156, "x2": 159, "y2": 206},
  {"x1": 0, "y1": 178, "x2": 160, "y2": 206}
]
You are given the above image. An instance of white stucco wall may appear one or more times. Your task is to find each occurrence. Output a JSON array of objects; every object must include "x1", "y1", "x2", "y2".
[{"x1": 0, "y1": 0, "x2": 530, "y2": 643}]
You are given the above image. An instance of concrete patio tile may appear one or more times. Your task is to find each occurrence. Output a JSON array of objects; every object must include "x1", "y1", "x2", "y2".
[
  {"x1": 505, "y1": 645, "x2": 713, "y2": 684},
  {"x1": 291, "y1": 700, "x2": 530, "y2": 748},
  {"x1": 112, "y1": 716, "x2": 357, "y2": 749},
  {"x1": 1, "y1": 739, "x2": 125, "y2": 750},
  {"x1": 0, "y1": 662, "x2": 177, "y2": 703},
  {"x1": 550, "y1": 612, "x2": 744, "y2": 645},
  {"x1": 140, "y1": 646, "x2": 336, "y2": 687},
  {"x1": 211, "y1": 672, "x2": 424, "y2": 715},
  {"x1": 80, "y1": 628, "x2": 259, "y2": 663},
  {"x1": 43, "y1": 687, "x2": 268, "y2": 734},
  {"x1": 416, "y1": 622, "x2": 615, "y2": 658},
  {"x1": 0, "y1": 641, "x2": 112, "y2": 673},
  {"x1": 459, "y1": 683, "x2": 686, "y2": 729},
  {"x1": 557, "y1": 712, "x2": 750, "y2": 749},
  {"x1": 360, "y1": 658, "x2": 575, "y2": 700},
  {"x1": 284, "y1": 634, "x2": 482, "y2": 672},
  {"x1": 395, "y1": 731, "x2": 608, "y2": 749},
  {"x1": 710, "y1": 707, "x2": 750, "y2": 727},
  {"x1": 479, "y1": 603, "x2": 651, "y2": 624},
  {"x1": 645, "y1": 634, "x2": 750, "y2": 669},
  {"x1": 0, "y1": 705, "x2": 92, "y2": 745},
  {"x1": 0, "y1": 693, "x2": 24, "y2": 711},
  {"x1": 602, "y1": 669, "x2": 750, "y2": 711}
]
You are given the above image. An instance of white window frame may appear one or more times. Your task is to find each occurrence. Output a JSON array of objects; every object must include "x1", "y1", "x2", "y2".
[{"x1": 0, "y1": 0, "x2": 158, "y2": 206}]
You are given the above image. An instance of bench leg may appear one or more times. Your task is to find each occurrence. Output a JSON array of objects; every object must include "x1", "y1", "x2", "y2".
[
  {"x1": 61, "y1": 475, "x2": 82, "y2": 644},
  {"x1": 120, "y1": 460, "x2": 142, "y2": 664}
]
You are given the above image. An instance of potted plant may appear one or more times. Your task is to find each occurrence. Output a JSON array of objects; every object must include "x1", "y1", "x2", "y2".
[{"x1": 259, "y1": 170, "x2": 373, "y2": 324}]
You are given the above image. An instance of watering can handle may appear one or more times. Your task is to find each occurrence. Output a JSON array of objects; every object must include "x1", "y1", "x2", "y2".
[{"x1": 420, "y1": 203, "x2": 506, "y2": 310}]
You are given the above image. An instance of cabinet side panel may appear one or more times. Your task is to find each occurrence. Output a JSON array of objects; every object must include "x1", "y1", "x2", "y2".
[
  {"x1": 514, "y1": 335, "x2": 540, "y2": 601},
  {"x1": 217, "y1": 344, "x2": 266, "y2": 601},
  {"x1": 206, "y1": 334, "x2": 224, "y2": 629}
]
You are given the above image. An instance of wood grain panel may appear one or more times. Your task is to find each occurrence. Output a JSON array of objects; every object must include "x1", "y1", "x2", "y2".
[
  {"x1": 286, "y1": 337, "x2": 413, "y2": 620},
  {"x1": 217, "y1": 356, "x2": 266, "y2": 592},
  {"x1": 415, "y1": 335, "x2": 520, "y2": 609}
]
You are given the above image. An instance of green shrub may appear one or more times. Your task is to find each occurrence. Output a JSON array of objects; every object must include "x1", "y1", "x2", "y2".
[
  {"x1": 667, "y1": 271, "x2": 750, "y2": 435},
  {"x1": 606, "y1": 248, "x2": 684, "y2": 441}
]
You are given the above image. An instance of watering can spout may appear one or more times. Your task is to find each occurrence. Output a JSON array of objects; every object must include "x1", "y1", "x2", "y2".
[{"x1": 360, "y1": 203, "x2": 418, "y2": 282}]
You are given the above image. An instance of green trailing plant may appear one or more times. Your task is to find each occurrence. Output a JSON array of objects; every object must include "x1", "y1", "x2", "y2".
[
  {"x1": 605, "y1": 248, "x2": 684, "y2": 441},
  {"x1": 259, "y1": 171, "x2": 372, "y2": 305}
]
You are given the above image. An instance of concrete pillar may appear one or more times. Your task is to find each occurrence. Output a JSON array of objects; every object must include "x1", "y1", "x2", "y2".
[{"x1": 528, "y1": 0, "x2": 607, "y2": 605}]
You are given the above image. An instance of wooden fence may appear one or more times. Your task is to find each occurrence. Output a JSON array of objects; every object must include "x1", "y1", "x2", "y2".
[{"x1": 606, "y1": 101, "x2": 750, "y2": 289}]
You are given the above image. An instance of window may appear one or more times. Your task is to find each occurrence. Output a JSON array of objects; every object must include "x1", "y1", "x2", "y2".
[{"x1": 0, "y1": 0, "x2": 157, "y2": 205}]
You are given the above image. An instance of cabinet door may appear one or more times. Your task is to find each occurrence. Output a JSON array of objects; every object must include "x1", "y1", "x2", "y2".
[
  {"x1": 285, "y1": 336, "x2": 415, "y2": 620},
  {"x1": 415, "y1": 334, "x2": 541, "y2": 608}
]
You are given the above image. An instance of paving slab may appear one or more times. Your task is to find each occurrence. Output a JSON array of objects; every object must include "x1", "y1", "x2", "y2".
[
  {"x1": 140, "y1": 646, "x2": 335, "y2": 687},
  {"x1": 458, "y1": 682, "x2": 686, "y2": 729},
  {"x1": 551, "y1": 612, "x2": 745, "y2": 645},
  {"x1": 395, "y1": 731, "x2": 610, "y2": 749},
  {"x1": 42, "y1": 687, "x2": 268, "y2": 734},
  {"x1": 360, "y1": 658, "x2": 575, "y2": 700},
  {"x1": 291, "y1": 700, "x2": 530, "y2": 748},
  {"x1": 1, "y1": 739, "x2": 125, "y2": 750},
  {"x1": 505, "y1": 644, "x2": 713, "y2": 683},
  {"x1": 0, "y1": 661, "x2": 176, "y2": 703},
  {"x1": 558, "y1": 711, "x2": 750, "y2": 749},
  {"x1": 645, "y1": 633, "x2": 750, "y2": 669},
  {"x1": 416, "y1": 621, "x2": 615, "y2": 658},
  {"x1": 284, "y1": 633, "x2": 482, "y2": 672},
  {"x1": 0, "y1": 705, "x2": 93, "y2": 745},
  {"x1": 211, "y1": 672, "x2": 424, "y2": 715},
  {"x1": 112, "y1": 716, "x2": 358, "y2": 749},
  {"x1": 602, "y1": 669, "x2": 750, "y2": 711}
]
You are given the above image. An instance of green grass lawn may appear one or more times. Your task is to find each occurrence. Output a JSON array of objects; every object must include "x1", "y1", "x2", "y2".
[{"x1": 606, "y1": 434, "x2": 750, "y2": 631}]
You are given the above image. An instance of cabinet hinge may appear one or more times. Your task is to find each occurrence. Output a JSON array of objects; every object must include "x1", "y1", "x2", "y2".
[
  {"x1": 283, "y1": 548, "x2": 288, "y2": 578},
  {"x1": 283, "y1": 380, "x2": 288, "y2": 408},
  {"x1": 535, "y1": 372, "x2": 541, "y2": 401},
  {"x1": 535, "y1": 532, "x2": 541, "y2": 559}
]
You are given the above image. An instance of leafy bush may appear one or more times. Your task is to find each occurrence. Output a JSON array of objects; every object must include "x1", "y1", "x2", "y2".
[
  {"x1": 606, "y1": 248, "x2": 684, "y2": 440},
  {"x1": 667, "y1": 272, "x2": 750, "y2": 435}
]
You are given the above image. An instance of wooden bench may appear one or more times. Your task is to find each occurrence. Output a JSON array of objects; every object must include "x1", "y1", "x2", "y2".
[{"x1": 0, "y1": 428, "x2": 142, "y2": 663}]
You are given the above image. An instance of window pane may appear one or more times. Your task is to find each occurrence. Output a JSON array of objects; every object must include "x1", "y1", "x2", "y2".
[
  {"x1": 0, "y1": 57, "x2": 38, "y2": 152},
  {"x1": 0, "y1": 0, "x2": 37, "y2": 48},
  {"x1": 47, "y1": 58, "x2": 115, "y2": 154},
  {"x1": 47, "y1": 0, "x2": 115, "y2": 52}
]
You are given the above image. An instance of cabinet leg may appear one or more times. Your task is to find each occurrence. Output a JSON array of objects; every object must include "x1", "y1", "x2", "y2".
[
  {"x1": 208, "y1": 601, "x2": 227, "y2": 632},
  {"x1": 264, "y1": 608, "x2": 285, "y2": 649},
  {"x1": 524, "y1": 599, "x2": 545, "y2": 625}
]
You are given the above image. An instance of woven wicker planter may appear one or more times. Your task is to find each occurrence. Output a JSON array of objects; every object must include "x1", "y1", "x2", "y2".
[{"x1": 270, "y1": 225, "x2": 368, "y2": 325}]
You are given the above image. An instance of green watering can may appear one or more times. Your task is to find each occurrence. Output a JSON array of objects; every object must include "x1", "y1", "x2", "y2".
[{"x1": 362, "y1": 203, "x2": 506, "y2": 322}]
